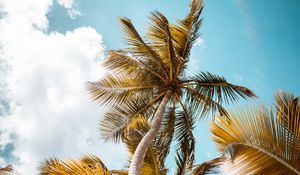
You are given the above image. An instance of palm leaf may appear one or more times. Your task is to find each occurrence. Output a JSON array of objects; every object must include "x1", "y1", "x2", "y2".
[
  {"x1": 125, "y1": 115, "x2": 167, "y2": 175},
  {"x1": 40, "y1": 155, "x2": 111, "y2": 175},
  {"x1": 211, "y1": 105, "x2": 300, "y2": 175},
  {"x1": 102, "y1": 50, "x2": 165, "y2": 82},
  {"x1": 275, "y1": 91, "x2": 300, "y2": 138},
  {"x1": 0, "y1": 165, "x2": 13, "y2": 175},
  {"x1": 154, "y1": 107, "x2": 176, "y2": 168},
  {"x1": 184, "y1": 86, "x2": 229, "y2": 120},
  {"x1": 147, "y1": 11, "x2": 179, "y2": 78},
  {"x1": 87, "y1": 73, "x2": 156, "y2": 107},
  {"x1": 100, "y1": 93, "x2": 164, "y2": 142},
  {"x1": 119, "y1": 17, "x2": 168, "y2": 78},
  {"x1": 192, "y1": 157, "x2": 223, "y2": 175},
  {"x1": 171, "y1": 0, "x2": 204, "y2": 76},
  {"x1": 175, "y1": 136, "x2": 195, "y2": 175},
  {"x1": 174, "y1": 97, "x2": 196, "y2": 174},
  {"x1": 188, "y1": 72, "x2": 256, "y2": 104}
]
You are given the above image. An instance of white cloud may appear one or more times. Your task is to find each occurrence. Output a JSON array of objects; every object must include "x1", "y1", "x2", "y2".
[
  {"x1": 194, "y1": 37, "x2": 206, "y2": 49},
  {"x1": 57, "y1": 0, "x2": 81, "y2": 19},
  {"x1": 0, "y1": 0, "x2": 126, "y2": 174}
]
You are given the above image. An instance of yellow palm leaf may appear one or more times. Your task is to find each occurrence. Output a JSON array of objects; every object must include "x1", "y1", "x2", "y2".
[
  {"x1": 211, "y1": 105, "x2": 300, "y2": 175},
  {"x1": 0, "y1": 165, "x2": 13, "y2": 175},
  {"x1": 39, "y1": 155, "x2": 111, "y2": 175}
]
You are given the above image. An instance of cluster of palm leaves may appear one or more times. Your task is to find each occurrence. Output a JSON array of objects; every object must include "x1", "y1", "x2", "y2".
[{"x1": 38, "y1": 0, "x2": 300, "y2": 174}]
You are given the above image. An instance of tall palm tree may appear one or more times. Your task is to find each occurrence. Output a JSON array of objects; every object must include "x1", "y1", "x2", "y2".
[
  {"x1": 87, "y1": 0, "x2": 256, "y2": 174},
  {"x1": 210, "y1": 91, "x2": 300, "y2": 174}
]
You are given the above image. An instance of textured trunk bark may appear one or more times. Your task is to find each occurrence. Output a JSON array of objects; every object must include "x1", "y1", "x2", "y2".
[{"x1": 128, "y1": 90, "x2": 172, "y2": 175}]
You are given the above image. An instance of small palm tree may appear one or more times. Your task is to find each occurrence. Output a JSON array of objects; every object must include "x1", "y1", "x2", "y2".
[
  {"x1": 87, "y1": 0, "x2": 256, "y2": 174},
  {"x1": 210, "y1": 91, "x2": 300, "y2": 174}
]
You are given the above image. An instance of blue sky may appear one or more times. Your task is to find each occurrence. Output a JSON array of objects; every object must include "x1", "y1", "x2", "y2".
[
  {"x1": 49, "y1": 0, "x2": 300, "y2": 100},
  {"x1": 0, "y1": 0, "x2": 300, "y2": 174}
]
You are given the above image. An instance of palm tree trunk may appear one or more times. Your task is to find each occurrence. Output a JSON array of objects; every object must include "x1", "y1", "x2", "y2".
[{"x1": 128, "y1": 90, "x2": 172, "y2": 175}]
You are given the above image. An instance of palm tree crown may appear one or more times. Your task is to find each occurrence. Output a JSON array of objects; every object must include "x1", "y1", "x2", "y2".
[{"x1": 87, "y1": 0, "x2": 256, "y2": 174}]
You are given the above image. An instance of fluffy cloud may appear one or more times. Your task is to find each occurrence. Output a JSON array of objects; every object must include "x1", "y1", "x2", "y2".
[
  {"x1": 57, "y1": 0, "x2": 81, "y2": 19},
  {"x1": 0, "y1": 0, "x2": 126, "y2": 174}
]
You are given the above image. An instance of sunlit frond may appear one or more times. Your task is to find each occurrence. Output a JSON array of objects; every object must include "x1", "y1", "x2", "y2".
[
  {"x1": 40, "y1": 155, "x2": 111, "y2": 175},
  {"x1": 188, "y1": 72, "x2": 256, "y2": 104},
  {"x1": 192, "y1": 157, "x2": 223, "y2": 175},
  {"x1": 211, "y1": 106, "x2": 300, "y2": 175},
  {"x1": 100, "y1": 94, "x2": 164, "y2": 142},
  {"x1": 87, "y1": 73, "x2": 156, "y2": 107},
  {"x1": 0, "y1": 165, "x2": 13, "y2": 175},
  {"x1": 171, "y1": 0, "x2": 204, "y2": 76},
  {"x1": 184, "y1": 86, "x2": 229, "y2": 120},
  {"x1": 119, "y1": 17, "x2": 167, "y2": 78},
  {"x1": 125, "y1": 115, "x2": 167, "y2": 175},
  {"x1": 275, "y1": 91, "x2": 300, "y2": 138},
  {"x1": 147, "y1": 11, "x2": 179, "y2": 79},
  {"x1": 102, "y1": 50, "x2": 165, "y2": 82}
]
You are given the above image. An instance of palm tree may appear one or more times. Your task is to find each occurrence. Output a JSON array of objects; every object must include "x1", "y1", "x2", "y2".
[
  {"x1": 87, "y1": 0, "x2": 256, "y2": 174},
  {"x1": 210, "y1": 91, "x2": 300, "y2": 174}
]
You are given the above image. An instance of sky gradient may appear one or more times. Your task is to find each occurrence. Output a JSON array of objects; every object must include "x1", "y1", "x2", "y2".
[{"x1": 0, "y1": 0, "x2": 299, "y2": 174}]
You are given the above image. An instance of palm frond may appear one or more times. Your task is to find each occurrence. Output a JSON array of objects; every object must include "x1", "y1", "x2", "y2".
[
  {"x1": 39, "y1": 155, "x2": 111, "y2": 175},
  {"x1": 87, "y1": 73, "x2": 156, "y2": 107},
  {"x1": 192, "y1": 157, "x2": 223, "y2": 175},
  {"x1": 184, "y1": 86, "x2": 229, "y2": 120},
  {"x1": 174, "y1": 97, "x2": 196, "y2": 174},
  {"x1": 100, "y1": 94, "x2": 164, "y2": 142},
  {"x1": 275, "y1": 91, "x2": 300, "y2": 138},
  {"x1": 119, "y1": 17, "x2": 168, "y2": 78},
  {"x1": 187, "y1": 72, "x2": 256, "y2": 104},
  {"x1": 125, "y1": 115, "x2": 167, "y2": 175},
  {"x1": 154, "y1": 107, "x2": 176, "y2": 168},
  {"x1": 110, "y1": 170, "x2": 128, "y2": 175},
  {"x1": 171, "y1": 0, "x2": 204, "y2": 76},
  {"x1": 175, "y1": 136, "x2": 195, "y2": 175},
  {"x1": 102, "y1": 50, "x2": 165, "y2": 82},
  {"x1": 211, "y1": 105, "x2": 300, "y2": 175},
  {"x1": 147, "y1": 11, "x2": 179, "y2": 78},
  {"x1": 0, "y1": 165, "x2": 13, "y2": 175}
]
